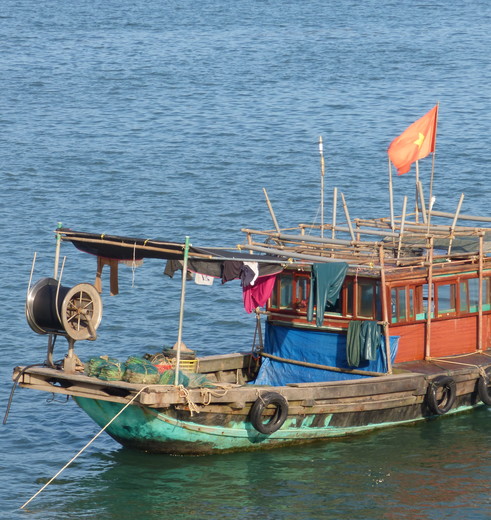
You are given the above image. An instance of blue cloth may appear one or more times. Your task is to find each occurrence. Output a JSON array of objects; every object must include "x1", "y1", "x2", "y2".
[
  {"x1": 307, "y1": 262, "x2": 348, "y2": 326},
  {"x1": 254, "y1": 322, "x2": 399, "y2": 385}
]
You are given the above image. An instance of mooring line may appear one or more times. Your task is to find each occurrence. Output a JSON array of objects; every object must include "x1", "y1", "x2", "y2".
[{"x1": 20, "y1": 386, "x2": 149, "y2": 510}]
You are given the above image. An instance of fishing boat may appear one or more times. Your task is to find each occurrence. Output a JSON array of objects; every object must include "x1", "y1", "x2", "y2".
[
  {"x1": 10, "y1": 197, "x2": 491, "y2": 455},
  {"x1": 10, "y1": 108, "x2": 491, "y2": 455}
]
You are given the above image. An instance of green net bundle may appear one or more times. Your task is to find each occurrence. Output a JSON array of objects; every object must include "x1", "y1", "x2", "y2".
[
  {"x1": 85, "y1": 353, "x2": 215, "y2": 388},
  {"x1": 124, "y1": 356, "x2": 160, "y2": 384},
  {"x1": 158, "y1": 369, "x2": 189, "y2": 386},
  {"x1": 158, "y1": 370, "x2": 215, "y2": 388},
  {"x1": 98, "y1": 359, "x2": 126, "y2": 381},
  {"x1": 86, "y1": 356, "x2": 120, "y2": 377}
]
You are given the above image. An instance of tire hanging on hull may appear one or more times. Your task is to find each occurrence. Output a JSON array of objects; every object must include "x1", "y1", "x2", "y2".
[
  {"x1": 250, "y1": 392, "x2": 288, "y2": 434},
  {"x1": 426, "y1": 376, "x2": 456, "y2": 415},
  {"x1": 477, "y1": 367, "x2": 491, "y2": 405}
]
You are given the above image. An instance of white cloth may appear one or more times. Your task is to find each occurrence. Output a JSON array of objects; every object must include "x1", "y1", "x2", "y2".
[
  {"x1": 195, "y1": 273, "x2": 214, "y2": 286},
  {"x1": 243, "y1": 261, "x2": 259, "y2": 285}
]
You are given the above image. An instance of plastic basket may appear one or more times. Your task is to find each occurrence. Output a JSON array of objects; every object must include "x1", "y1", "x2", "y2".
[{"x1": 174, "y1": 358, "x2": 197, "y2": 372}]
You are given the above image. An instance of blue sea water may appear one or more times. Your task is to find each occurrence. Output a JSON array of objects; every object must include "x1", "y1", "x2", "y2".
[{"x1": 1, "y1": 0, "x2": 491, "y2": 517}]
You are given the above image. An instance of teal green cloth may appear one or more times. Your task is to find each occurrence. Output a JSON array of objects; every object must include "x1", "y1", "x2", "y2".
[
  {"x1": 347, "y1": 320, "x2": 382, "y2": 367},
  {"x1": 346, "y1": 321, "x2": 362, "y2": 367},
  {"x1": 307, "y1": 262, "x2": 348, "y2": 326},
  {"x1": 360, "y1": 321, "x2": 381, "y2": 361}
]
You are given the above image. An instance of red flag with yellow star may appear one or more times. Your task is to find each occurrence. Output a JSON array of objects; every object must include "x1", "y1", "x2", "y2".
[{"x1": 388, "y1": 105, "x2": 438, "y2": 175}]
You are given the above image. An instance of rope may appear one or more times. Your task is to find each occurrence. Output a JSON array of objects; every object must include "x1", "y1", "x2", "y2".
[
  {"x1": 177, "y1": 385, "x2": 201, "y2": 416},
  {"x1": 199, "y1": 384, "x2": 236, "y2": 406},
  {"x1": 20, "y1": 386, "x2": 150, "y2": 510},
  {"x1": 255, "y1": 388, "x2": 267, "y2": 405},
  {"x1": 3, "y1": 364, "x2": 46, "y2": 425}
]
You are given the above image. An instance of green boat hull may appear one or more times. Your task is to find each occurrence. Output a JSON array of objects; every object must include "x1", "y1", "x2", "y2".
[{"x1": 73, "y1": 396, "x2": 477, "y2": 455}]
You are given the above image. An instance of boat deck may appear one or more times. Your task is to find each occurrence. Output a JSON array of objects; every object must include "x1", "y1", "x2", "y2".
[
  {"x1": 394, "y1": 351, "x2": 491, "y2": 376},
  {"x1": 13, "y1": 350, "x2": 491, "y2": 411}
]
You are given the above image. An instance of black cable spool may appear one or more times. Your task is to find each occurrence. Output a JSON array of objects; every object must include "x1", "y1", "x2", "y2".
[{"x1": 26, "y1": 278, "x2": 71, "y2": 335}]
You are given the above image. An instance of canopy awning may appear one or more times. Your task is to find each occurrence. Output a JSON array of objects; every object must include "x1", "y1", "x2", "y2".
[{"x1": 57, "y1": 228, "x2": 286, "y2": 279}]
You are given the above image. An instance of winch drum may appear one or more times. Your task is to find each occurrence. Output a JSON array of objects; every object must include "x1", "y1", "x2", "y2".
[{"x1": 26, "y1": 278, "x2": 70, "y2": 335}]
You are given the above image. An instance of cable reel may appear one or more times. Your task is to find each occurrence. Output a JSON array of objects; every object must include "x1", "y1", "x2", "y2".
[{"x1": 26, "y1": 278, "x2": 103, "y2": 370}]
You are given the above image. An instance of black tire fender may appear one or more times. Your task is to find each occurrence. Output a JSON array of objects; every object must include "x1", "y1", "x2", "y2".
[
  {"x1": 250, "y1": 392, "x2": 288, "y2": 434},
  {"x1": 477, "y1": 367, "x2": 491, "y2": 405},
  {"x1": 426, "y1": 375, "x2": 456, "y2": 415}
]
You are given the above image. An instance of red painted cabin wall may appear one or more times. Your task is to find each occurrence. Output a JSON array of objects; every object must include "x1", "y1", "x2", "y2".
[{"x1": 390, "y1": 316, "x2": 484, "y2": 362}]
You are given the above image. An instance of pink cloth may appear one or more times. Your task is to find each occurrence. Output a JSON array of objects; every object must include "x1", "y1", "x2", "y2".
[{"x1": 243, "y1": 274, "x2": 277, "y2": 313}]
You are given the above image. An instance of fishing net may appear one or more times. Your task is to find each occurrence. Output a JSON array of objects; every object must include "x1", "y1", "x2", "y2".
[
  {"x1": 98, "y1": 359, "x2": 126, "y2": 381},
  {"x1": 86, "y1": 352, "x2": 214, "y2": 388},
  {"x1": 86, "y1": 356, "x2": 120, "y2": 377},
  {"x1": 158, "y1": 369, "x2": 215, "y2": 388},
  {"x1": 124, "y1": 356, "x2": 160, "y2": 384}
]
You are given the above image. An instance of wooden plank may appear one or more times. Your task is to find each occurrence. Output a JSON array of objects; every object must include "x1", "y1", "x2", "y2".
[
  {"x1": 189, "y1": 395, "x2": 422, "y2": 415},
  {"x1": 198, "y1": 352, "x2": 252, "y2": 372}
]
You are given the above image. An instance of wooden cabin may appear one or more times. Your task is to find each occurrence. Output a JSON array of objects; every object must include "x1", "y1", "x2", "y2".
[{"x1": 242, "y1": 212, "x2": 491, "y2": 367}]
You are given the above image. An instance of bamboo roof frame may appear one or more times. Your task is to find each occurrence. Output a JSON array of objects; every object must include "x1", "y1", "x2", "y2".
[{"x1": 240, "y1": 205, "x2": 491, "y2": 276}]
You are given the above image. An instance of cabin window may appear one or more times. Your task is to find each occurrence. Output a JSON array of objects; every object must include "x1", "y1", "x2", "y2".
[
  {"x1": 279, "y1": 275, "x2": 293, "y2": 309},
  {"x1": 325, "y1": 298, "x2": 342, "y2": 314},
  {"x1": 468, "y1": 278, "x2": 479, "y2": 312},
  {"x1": 462, "y1": 277, "x2": 491, "y2": 313},
  {"x1": 357, "y1": 280, "x2": 381, "y2": 319},
  {"x1": 269, "y1": 272, "x2": 310, "y2": 311},
  {"x1": 460, "y1": 281, "x2": 469, "y2": 312},
  {"x1": 391, "y1": 287, "x2": 405, "y2": 323},
  {"x1": 436, "y1": 283, "x2": 457, "y2": 316},
  {"x1": 295, "y1": 276, "x2": 309, "y2": 311},
  {"x1": 416, "y1": 283, "x2": 434, "y2": 320},
  {"x1": 391, "y1": 286, "x2": 415, "y2": 323},
  {"x1": 485, "y1": 277, "x2": 491, "y2": 311},
  {"x1": 271, "y1": 282, "x2": 278, "y2": 308},
  {"x1": 409, "y1": 288, "x2": 414, "y2": 319},
  {"x1": 346, "y1": 280, "x2": 354, "y2": 317}
]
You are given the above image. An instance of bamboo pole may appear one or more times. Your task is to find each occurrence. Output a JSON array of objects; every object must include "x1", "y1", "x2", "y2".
[
  {"x1": 273, "y1": 232, "x2": 383, "y2": 247},
  {"x1": 244, "y1": 244, "x2": 384, "y2": 269},
  {"x1": 379, "y1": 245, "x2": 393, "y2": 374},
  {"x1": 319, "y1": 136, "x2": 325, "y2": 238},
  {"x1": 417, "y1": 180, "x2": 427, "y2": 225},
  {"x1": 388, "y1": 157, "x2": 395, "y2": 230},
  {"x1": 447, "y1": 193, "x2": 465, "y2": 256},
  {"x1": 174, "y1": 236, "x2": 190, "y2": 386},
  {"x1": 332, "y1": 187, "x2": 338, "y2": 240},
  {"x1": 415, "y1": 161, "x2": 420, "y2": 223},
  {"x1": 429, "y1": 210, "x2": 491, "y2": 223},
  {"x1": 478, "y1": 233, "x2": 484, "y2": 352},
  {"x1": 429, "y1": 102, "x2": 439, "y2": 204},
  {"x1": 426, "y1": 196, "x2": 436, "y2": 236},
  {"x1": 53, "y1": 222, "x2": 63, "y2": 279},
  {"x1": 341, "y1": 192, "x2": 356, "y2": 241},
  {"x1": 425, "y1": 236, "x2": 434, "y2": 359},
  {"x1": 262, "y1": 188, "x2": 281, "y2": 233},
  {"x1": 397, "y1": 196, "x2": 408, "y2": 260},
  {"x1": 58, "y1": 235, "x2": 213, "y2": 259},
  {"x1": 261, "y1": 352, "x2": 386, "y2": 377}
]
